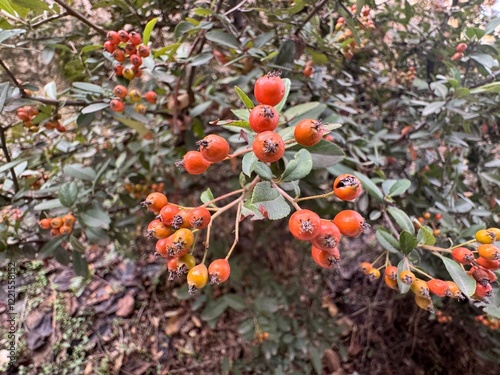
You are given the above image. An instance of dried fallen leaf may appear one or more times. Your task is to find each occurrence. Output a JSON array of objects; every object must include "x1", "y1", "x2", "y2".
[
  {"x1": 115, "y1": 294, "x2": 135, "y2": 317},
  {"x1": 323, "y1": 348, "x2": 341, "y2": 372}
]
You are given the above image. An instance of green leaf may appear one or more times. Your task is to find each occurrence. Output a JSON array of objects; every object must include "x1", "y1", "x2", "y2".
[
  {"x1": 59, "y1": 182, "x2": 78, "y2": 208},
  {"x1": 440, "y1": 256, "x2": 476, "y2": 297},
  {"x1": 274, "y1": 78, "x2": 291, "y2": 112},
  {"x1": 250, "y1": 181, "x2": 291, "y2": 220},
  {"x1": 54, "y1": 247, "x2": 70, "y2": 266},
  {"x1": 63, "y1": 164, "x2": 96, "y2": 181},
  {"x1": 73, "y1": 250, "x2": 90, "y2": 278},
  {"x1": 11, "y1": 0, "x2": 50, "y2": 11},
  {"x1": 284, "y1": 102, "x2": 322, "y2": 119},
  {"x1": 72, "y1": 82, "x2": 104, "y2": 94},
  {"x1": 34, "y1": 199, "x2": 63, "y2": 211},
  {"x1": 0, "y1": 157, "x2": 29, "y2": 174},
  {"x1": 205, "y1": 30, "x2": 240, "y2": 49},
  {"x1": 142, "y1": 17, "x2": 158, "y2": 45},
  {"x1": 485, "y1": 17, "x2": 500, "y2": 34},
  {"x1": 399, "y1": 230, "x2": 418, "y2": 255},
  {"x1": 39, "y1": 235, "x2": 67, "y2": 259},
  {"x1": 396, "y1": 260, "x2": 411, "y2": 294},
  {"x1": 417, "y1": 226, "x2": 436, "y2": 246},
  {"x1": 79, "y1": 204, "x2": 111, "y2": 229},
  {"x1": 69, "y1": 235, "x2": 86, "y2": 253},
  {"x1": 201, "y1": 299, "x2": 228, "y2": 321},
  {"x1": 81, "y1": 102, "x2": 108, "y2": 114},
  {"x1": 114, "y1": 116, "x2": 150, "y2": 137},
  {"x1": 387, "y1": 179, "x2": 411, "y2": 197},
  {"x1": 0, "y1": 1, "x2": 18, "y2": 16},
  {"x1": 200, "y1": 188, "x2": 215, "y2": 204},
  {"x1": 222, "y1": 294, "x2": 246, "y2": 311},
  {"x1": 174, "y1": 22, "x2": 195, "y2": 38},
  {"x1": 254, "y1": 162, "x2": 273, "y2": 181},
  {"x1": 422, "y1": 101, "x2": 445, "y2": 116},
  {"x1": 387, "y1": 206, "x2": 415, "y2": 235},
  {"x1": 352, "y1": 171, "x2": 384, "y2": 203},
  {"x1": 190, "y1": 52, "x2": 213, "y2": 66},
  {"x1": 0, "y1": 82, "x2": 9, "y2": 112},
  {"x1": 286, "y1": 140, "x2": 344, "y2": 169},
  {"x1": 44, "y1": 81, "x2": 57, "y2": 99},
  {"x1": 234, "y1": 86, "x2": 254, "y2": 109},
  {"x1": 242, "y1": 152, "x2": 257, "y2": 177},
  {"x1": 193, "y1": 7, "x2": 213, "y2": 16},
  {"x1": 484, "y1": 306, "x2": 500, "y2": 319},
  {"x1": 309, "y1": 347, "x2": 322, "y2": 375},
  {"x1": 376, "y1": 228, "x2": 400, "y2": 254},
  {"x1": 280, "y1": 149, "x2": 313, "y2": 182},
  {"x1": 470, "y1": 82, "x2": 500, "y2": 94}
]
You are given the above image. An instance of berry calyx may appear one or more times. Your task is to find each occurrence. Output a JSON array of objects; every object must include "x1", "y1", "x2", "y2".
[
  {"x1": 188, "y1": 206, "x2": 211, "y2": 229},
  {"x1": 288, "y1": 209, "x2": 321, "y2": 241}
]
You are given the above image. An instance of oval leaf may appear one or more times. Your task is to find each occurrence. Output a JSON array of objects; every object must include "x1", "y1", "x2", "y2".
[
  {"x1": 387, "y1": 206, "x2": 415, "y2": 235},
  {"x1": 280, "y1": 148, "x2": 313, "y2": 182},
  {"x1": 399, "y1": 230, "x2": 418, "y2": 255},
  {"x1": 376, "y1": 228, "x2": 400, "y2": 254},
  {"x1": 397, "y1": 260, "x2": 411, "y2": 294},
  {"x1": 59, "y1": 182, "x2": 79, "y2": 208},
  {"x1": 81, "y1": 102, "x2": 108, "y2": 114},
  {"x1": 142, "y1": 17, "x2": 158, "y2": 45},
  {"x1": 234, "y1": 86, "x2": 254, "y2": 109},
  {"x1": 64, "y1": 164, "x2": 96, "y2": 181}
]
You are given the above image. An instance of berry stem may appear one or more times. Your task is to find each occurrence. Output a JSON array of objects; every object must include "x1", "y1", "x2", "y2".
[
  {"x1": 272, "y1": 183, "x2": 302, "y2": 211},
  {"x1": 449, "y1": 239, "x2": 476, "y2": 250},
  {"x1": 371, "y1": 251, "x2": 387, "y2": 267},
  {"x1": 418, "y1": 245, "x2": 452, "y2": 253},
  {"x1": 228, "y1": 147, "x2": 253, "y2": 159},
  {"x1": 294, "y1": 191, "x2": 335, "y2": 202},
  {"x1": 225, "y1": 201, "x2": 243, "y2": 260},
  {"x1": 410, "y1": 265, "x2": 435, "y2": 280},
  {"x1": 202, "y1": 188, "x2": 245, "y2": 207}
]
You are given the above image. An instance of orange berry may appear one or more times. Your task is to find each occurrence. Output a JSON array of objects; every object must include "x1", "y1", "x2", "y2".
[
  {"x1": 50, "y1": 217, "x2": 63, "y2": 229},
  {"x1": 39, "y1": 218, "x2": 51, "y2": 229},
  {"x1": 399, "y1": 270, "x2": 416, "y2": 285},
  {"x1": 143, "y1": 192, "x2": 168, "y2": 215},
  {"x1": 478, "y1": 244, "x2": 500, "y2": 261},
  {"x1": 427, "y1": 279, "x2": 450, "y2": 297},
  {"x1": 333, "y1": 174, "x2": 363, "y2": 201},
  {"x1": 144, "y1": 91, "x2": 158, "y2": 104},
  {"x1": 411, "y1": 279, "x2": 430, "y2": 299},
  {"x1": 360, "y1": 262, "x2": 372, "y2": 274},
  {"x1": 452, "y1": 247, "x2": 474, "y2": 264}
]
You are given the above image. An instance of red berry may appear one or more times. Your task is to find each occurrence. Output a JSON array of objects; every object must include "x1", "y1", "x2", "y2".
[
  {"x1": 311, "y1": 219, "x2": 342, "y2": 251},
  {"x1": 188, "y1": 206, "x2": 211, "y2": 229},
  {"x1": 138, "y1": 44, "x2": 150, "y2": 57},
  {"x1": 311, "y1": 245, "x2": 339, "y2": 268},
  {"x1": 254, "y1": 71, "x2": 285, "y2": 106},
  {"x1": 197, "y1": 134, "x2": 230, "y2": 163},
  {"x1": 103, "y1": 41, "x2": 116, "y2": 53},
  {"x1": 252, "y1": 131, "x2": 285, "y2": 163},
  {"x1": 106, "y1": 31, "x2": 120, "y2": 45},
  {"x1": 208, "y1": 259, "x2": 231, "y2": 284},
  {"x1": 159, "y1": 204, "x2": 180, "y2": 226},
  {"x1": 118, "y1": 30, "x2": 129, "y2": 43},
  {"x1": 249, "y1": 105, "x2": 279, "y2": 133},
  {"x1": 112, "y1": 48, "x2": 126, "y2": 62},
  {"x1": 130, "y1": 54, "x2": 142, "y2": 67},
  {"x1": 109, "y1": 99, "x2": 125, "y2": 112},
  {"x1": 129, "y1": 31, "x2": 142, "y2": 45},
  {"x1": 333, "y1": 174, "x2": 363, "y2": 201},
  {"x1": 125, "y1": 43, "x2": 137, "y2": 55},
  {"x1": 451, "y1": 247, "x2": 474, "y2": 264},
  {"x1": 288, "y1": 209, "x2": 321, "y2": 241},
  {"x1": 113, "y1": 85, "x2": 128, "y2": 99},
  {"x1": 114, "y1": 64, "x2": 124, "y2": 76},
  {"x1": 294, "y1": 119, "x2": 325, "y2": 147},
  {"x1": 180, "y1": 151, "x2": 211, "y2": 175},
  {"x1": 427, "y1": 279, "x2": 450, "y2": 297},
  {"x1": 333, "y1": 210, "x2": 366, "y2": 237},
  {"x1": 144, "y1": 91, "x2": 158, "y2": 104}
]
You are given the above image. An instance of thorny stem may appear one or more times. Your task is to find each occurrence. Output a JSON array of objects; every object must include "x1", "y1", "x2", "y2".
[
  {"x1": 0, "y1": 126, "x2": 19, "y2": 193},
  {"x1": 225, "y1": 201, "x2": 243, "y2": 260},
  {"x1": 52, "y1": 0, "x2": 107, "y2": 36},
  {"x1": 295, "y1": 191, "x2": 335, "y2": 202},
  {"x1": 272, "y1": 183, "x2": 302, "y2": 211}
]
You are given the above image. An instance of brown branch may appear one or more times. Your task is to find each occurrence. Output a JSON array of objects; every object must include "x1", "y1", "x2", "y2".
[
  {"x1": 52, "y1": 0, "x2": 106, "y2": 36},
  {"x1": 30, "y1": 12, "x2": 68, "y2": 28},
  {"x1": 0, "y1": 126, "x2": 20, "y2": 193},
  {"x1": 0, "y1": 59, "x2": 28, "y2": 97},
  {"x1": 294, "y1": 0, "x2": 330, "y2": 36}
]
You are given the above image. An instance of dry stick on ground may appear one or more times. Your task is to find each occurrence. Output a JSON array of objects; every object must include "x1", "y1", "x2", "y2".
[{"x1": 52, "y1": 0, "x2": 106, "y2": 36}]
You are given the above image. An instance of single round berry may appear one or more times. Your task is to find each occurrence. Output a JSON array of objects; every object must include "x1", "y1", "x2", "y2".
[
  {"x1": 63, "y1": 214, "x2": 75, "y2": 226},
  {"x1": 445, "y1": 281, "x2": 464, "y2": 299},
  {"x1": 451, "y1": 247, "x2": 474, "y2": 264},
  {"x1": 112, "y1": 48, "x2": 126, "y2": 62},
  {"x1": 478, "y1": 244, "x2": 500, "y2": 261},
  {"x1": 476, "y1": 257, "x2": 500, "y2": 271},
  {"x1": 135, "y1": 104, "x2": 147, "y2": 114},
  {"x1": 469, "y1": 266, "x2": 491, "y2": 286},
  {"x1": 117, "y1": 29, "x2": 129, "y2": 42},
  {"x1": 125, "y1": 43, "x2": 137, "y2": 55},
  {"x1": 129, "y1": 89, "x2": 142, "y2": 102},
  {"x1": 311, "y1": 245, "x2": 340, "y2": 268},
  {"x1": 113, "y1": 85, "x2": 128, "y2": 99},
  {"x1": 333, "y1": 174, "x2": 363, "y2": 201},
  {"x1": 427, "y1": 279, "x2": 450, "y2": 297},
  {"x1": 456, "y1": 43, "x2": 467, "y2": 53},
  {"x1": 171, "y1": 209, "x2": 192, "y2": 230},
  {"x1": 144, "y1": 91, "x2": 158, "y2": 104},
  {"x1": 122, "y1": 68, "x2": 135, "y2": 80},
  {"x1": 103, "y1": 41, "x2": 116, "y2": 53},
  {"x1": 411, "y1": 279, "x2": 430, "y2": 299},
  {"x1": 399, "y1": 270, "x2": 416, "y2": 285},
  {"x1": 169, "y1": 228, "x2": 194, "y2": 257},
  {"x1": 179, "y1": 151, "x2": 211, "y2": 175},
  {"x1": 475, "y1": 229, "x2": 496, "y2": 244},
  {"x1": 106, "y1": 31, "x2": 120, "y2": 45},
  {"x1": 114, "y1": 64, "x2": 124, "y2": 76},
  {"x1": 143, "y1": 192, "x2": 168, "y2": 214},
  {"x1": 130, "y1": 54, "x2": 142, "y2": 67},
  {"x1": 360, "y1": 261, "x2": 372, "y2": 274},
  {"x1": 159, "y1": 204, "x2": 180, "y2": 226},
  {"x1": 39, "y1": 218, "x2": 51, "y2": 229},
  {"x1": 138, "y1": 45, "x2": 150, "y2": 57},
  {"x1": 179, "y1": 254, "x2": 196, "y2": 271},
  {"x1": 385, "y1": 265, "x2": 398, "y2": 281},
  {"x1": 474, "y1": 282, "x2": 493, "y2": 299},
  {"x1": 254, "y1": 71, "x2": 285, "y2": 106},
  {"x1": 311, "y1": 219, "x2": 341, "y2": 251},
  {"x1": 197, "y1": 134, "x2": 230, "y2": 163},
  {"x1": 384, "y1": 273, "x2": 398, "y2": 290},
  {"x1": 414, "y1": 295, "x2": 434, "y2": 313},
  {"x1": 129, "y1": 31, "x2": 142, "y2": 45},
  {"x1": 208, "y1": 259, "x2": 231, "y2": 284},
  {"x1": 294, "y1": 119, "x2": 325, "y2": 147},
  {"x1": 249, "y1": 104, "x2": 279, "y2": 133},
  {"x1": 188, "y1": 206, "x2": 211, "y2": 229},
  {"x1": 288, "y1": 209, "x2": 321, "y2": 241},
  {"x1": 367, "y1": 268, "x2": 381, "y2": 280},
  {"x1": 333, "y1": 210, "x2": 367, "y2": 237},
  {"x1": 50, "y1": 217, "x2": 63, "y2": 229},
  {"x1": 59, "y1": 225, "x2": 73, "y2": 235},
  {"x1": 187, "y1": 264, "x2": 209, "y2": 294},
  {"x1": 109, "y1": 99, "x2": 125, "y2": 112},
  {"x1": 252, "y1": 131, "x2": 285, "y2": 163}
]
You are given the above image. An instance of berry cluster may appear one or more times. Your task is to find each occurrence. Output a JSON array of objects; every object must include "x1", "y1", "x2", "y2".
[
  {"x1": 103, "y1": 29, "x2": 150, "y2": 80},
  {"x1": 290, "y1": 174, "x2": 368, "y2": 269},
  {"x1": 451, "y1": 43, "x2": 468, "y2": 61},
  {"x1": 142, "y1": 192, "x2": 231, "y2": 294},
  {"x1": 360, "y1": 227, "x2": 500, "y2": 313},
  {"x1": 16, "y1": 106, "x2": 40, "y2": 132},
  {"x1": 475, "y1": 315, "x2": 500, "y2": 330},
  {"x1": 397, "y1": 66, "x2": 416, "y2": 86},
  {"x1": 39, "y1": 214, "x2": 76, "y2": 237},
  {"x1": 109, "y1": 86, "x2": 158, "y2": 113},
  {"x1": 177, "y1": 134, "x2": 230, "y2": 174},
  {"x1": 415, "y1": 211, "x2": 443, "y2": 236},
  {"x1": 335, "y1": 5, "x2": 374, "y2": 60},
  {"x1": 124, "y1": 181, "x2": 165, "y2": 199}
]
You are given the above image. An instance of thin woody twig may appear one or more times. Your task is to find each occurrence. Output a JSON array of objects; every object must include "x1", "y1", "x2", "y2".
[{"x1": 52, "y1": 0, "x2": 106, "y2": 36}]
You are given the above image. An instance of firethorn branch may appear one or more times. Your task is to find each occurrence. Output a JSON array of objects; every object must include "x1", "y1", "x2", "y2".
[
  {"x1": 228, "y1": 147, "x2": 253, "y2": 159},
  {"x1": 370, "y1": 251, "x2": 386, "y2": 268},
  {"x1": 272, "y1": 182, "x2": 302, "y2": 211},
  {"x1": 294, "y1": 0, "x2": 330, "y2": 36},
  {"x1": 382, "y1": 208, "x2": 400, "y2": 239},
  {"x1": 419, "y1": 245, "x2": 452, "y2": 253},
  {"x1": 410, "y1": 266, "x2": 435, "y2": 280},
  {"x1": 450, "y1": 239, "x2": 476, "y2": 250},
  {"x1": 52, "y1": 0, "x2": 107, "y2": 36},
  {"x1": 225, "y1": 201, "x2": 243, "y2": 260},
  {"x1": 0, "y1": 126, "x2": 20, "y2": 193},
  {"x1": 294, "y1": 191, "x2": 335, "y2": 203},
  {"x1": 201, "y1": 188, "x2": 245, "y2": 207},
  {"x1": 337, "y1": 0, "x2": 368, "y2": 30}
]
